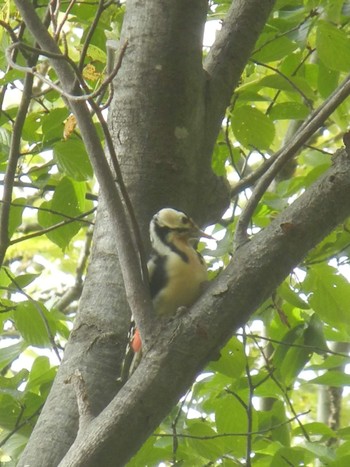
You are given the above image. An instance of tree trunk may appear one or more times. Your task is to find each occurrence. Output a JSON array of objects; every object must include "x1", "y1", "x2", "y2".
[{"x1": 17, "y1": 0, "x2": 276, "y2": 465}]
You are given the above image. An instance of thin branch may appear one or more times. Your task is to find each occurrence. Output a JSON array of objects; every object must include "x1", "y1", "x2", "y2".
[
  {"x1": 171, "y1": 390, "x2": 190, "y2": 464},
  {"x1": 239, "y1": 333, "x2": 350, "y2": 359},
  {"x1": 6, "y1": 40, "x2": 127, "y2": 103},
  {"x1": 78, "y1": 0, "x2": 105, "y2": 71},
  {"x1": 242, "y1": 329, "x2": 253, "y2": 467},
  {"x1": 55, "y1": 0, "x2": 77, "y2": 40},
  {"x1": 9, "y1": 208, "x2": 95, "y2": 245},
  {"x1": 0, "y1": 19, "x2": 20, "y2": 43},
  {"x1": 0, "y1": 404, "x2": 43, "y2": 449},
  {"x1": 251, "y1": 59, "x2": 313, "y2": 109},
  {"x1": 265, "y1": 48, "x2": 315, "y2": 116},
  {"x1": 0, "y1": 200, "x2": 95, "y2": 226},
  {"x1": 234, "y1": 71, "x2": 350, "y2": 247},
  {"x1": 250, "y1": 334, "x2": 310, "y2": 441},
  {"x1": 54, "y1": 226, "x2": 93, "y2": 311},
  {"x1": 0, "y1": 180, "x2": 98, "y2": 201},
  {"x1": 155, "y1": 410, "x2": 310, "y2": 440},
  {"x1": 225, "y1": 388, "x2": 248, "y2": 410},
  {"x1": 230, "y1": 57, "x2": 350, "y2": 201},
  {"x1": 0, "y1": 7, "x2": 53, "y2": 268},
  {"x1": 0, "y1": 68, "x2": 35, "y2": 268}
]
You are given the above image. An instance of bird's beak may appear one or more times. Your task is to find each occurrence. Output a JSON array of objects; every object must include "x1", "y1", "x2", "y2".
[
  {"x1": 190, "y1": 225, "x2": 214, "y2": 240},
  {"x1": 199, "y1": 229, "x2": 215, "y2": 240}
]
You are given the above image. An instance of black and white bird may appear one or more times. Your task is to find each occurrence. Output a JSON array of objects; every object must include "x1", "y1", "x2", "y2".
[{"x1": 131, "y1": 207, "x2": 209, "y2": 353}]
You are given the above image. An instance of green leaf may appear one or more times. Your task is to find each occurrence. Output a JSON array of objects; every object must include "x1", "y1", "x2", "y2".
[
  {"x1": 76, "y1": 43, "x2": 107, "y2": 62},
  {"x1": 316, "y1": 21, "x2": 350, "y2": 72},
  {"x1": 38, "y1": 177, "x2": 86, "y2": 250},
  {"x1": 13, "y1": 301, "x2": 53, "y2": 347},
  {"x1": 269, "y1": 102, "x2": 309, "y2": 120},
  {"x1": 212, "y1": 141, "x2": 229, "y2": 177},
  {"x1": 277, "y1": 281, "x2": 309, "y2": 309},
  {"x1": 8, "y1": 273, "x2": 40, "y2": 292},
  {"x1": 293, "y1": 422, "x2": 336, "y2": 438},
  {"x1": 0, "y1": 369, "x2": 29, "y2": 392},
  {"x1": 271, "y1": 446, "x2": 310, "y2": 467},
  {"x1": 215, "y1": 395, "x2": 256, "y2": 457},
  {"x1": 231, "y1": 106, "x2": 275, "y2": 149},
  {"x1": 255, "y1": 74, "x2": 313, "y2": 97},
  {"x1": 272, "y1": 324, "x2": 312, "y2": 386},
  {"x1": 303, "y1": 264, "x2": 350, "y2": 332},
  {"x1": 126, "y1": 434, "x2": 169, "y2": 467},
  {"x1": 309, "y1": 371, "x2": 350, "y2": 387},
  {"x1": 25, "y1": 356, "x2": 56, "y2": 393},
  {"x1": 41, "y1": 107, "x2": 69, "y2": 141},
  {"x1": 303, "y1": 441, "x2": 336, "y2": 462},
  {"x1": 328, "y1": 456, "x2": 350, "y2": 467},
  {"x1": 53, "y1": 139, "x2": 93, "y2": 181},
  {"x1": 318, "y1": 62, "x2": 340, "y2": 98},
  {"x1": 208, "y1": 337, "x2": 246, "y2": 379},
  {"x1": 184, "y1": 421, "x2": 225, "y2": 461},
  {"x1": 303, "y1": 313, "x2": 329, "y2": 354},
  {"x1": 0, "y1": 127, "x2": 11, "y2": 163},
  {"x1": 0, "y1": 393, "x2": 21, "y2": 430},
  {"x1": 253, "y1": 35, "x2": 298, "y2": 62},
  {"x1": 0, "y1": 342, "x2": 27, "y2": 371},
  {"x1": 258, "y1": 400, "x2": 290, "y2": 446},
  {"x1": 21, "y1": 112, "x2": 43, "y2": 143}
]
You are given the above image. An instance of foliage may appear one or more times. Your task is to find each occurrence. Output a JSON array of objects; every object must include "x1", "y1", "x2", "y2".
[{"x1": 1, "y1": 0, "x2": 350, "y2": 465}]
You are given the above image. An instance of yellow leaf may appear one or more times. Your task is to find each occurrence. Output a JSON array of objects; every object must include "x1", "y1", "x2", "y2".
[
  {"x1": 63, "y1": 115, "x2": 77, "y2": 140},
  {"x1": 83, "y1": 63, "x2": 101, "y2": 81}
]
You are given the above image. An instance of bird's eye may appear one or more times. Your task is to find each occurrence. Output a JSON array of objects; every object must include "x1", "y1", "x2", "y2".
[{"x1": 181, "y1": 216, "x2": 189, "y2": 224}]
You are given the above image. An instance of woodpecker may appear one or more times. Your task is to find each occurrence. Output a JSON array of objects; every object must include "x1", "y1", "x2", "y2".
[{"x1": 131, "y1": 207, "x2": 209, "y2": 353}]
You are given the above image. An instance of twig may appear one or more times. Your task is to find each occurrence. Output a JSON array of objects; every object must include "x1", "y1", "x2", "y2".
[
  {"x1": 0, "y1": 180, "x2": 98, "y2": 201},
  {"x1": 234, "y1": 71, "x2": 350, "y2": 247},
  {"x1": 171, "y1": 389, "x2": 191, "y2": 464},
  {"x1": 0, "y1": 69, "x2": 35, "y2": 268},
  {"x1": 55, "y1": 0, "x2": 77, "y2": 40},
  {"x1": 9, "y1": 208, "x2": 95, "y2": 245},
  {"x1": 6, "y1": 40, "x2": 126, "y2": 103},
  {"x1": 0, "y1": 200, "x2": 95, "y2": 226},
  {"x1": 78, "y1": 0, "x2": 105, "y2": 71},
  {"x1": 54, "y1": 226, "x2": 93, "y2": 311},
  {"x1": 237, "y1": 332, "x2": 350, "y2": 359},
  {"x1": 250, "y1": 334, "x2": 310, "y2": 441},
  {"x1": 0, "y1": 404, "x2": 43, "y2": 449},
  {"x1": 155, "y1": 410, "x2": 311, "y2": 440},
  {"x1": 242, "y1": 329, "x2": 253, "y2": 467},
  {"x1": 252, "y1": 59, "x2": 313, "y2": 109}
]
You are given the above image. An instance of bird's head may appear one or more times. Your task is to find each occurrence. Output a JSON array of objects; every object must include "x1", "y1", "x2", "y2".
[{"x1": 150, "y1": 208, "x2": 211, "y2": 251}]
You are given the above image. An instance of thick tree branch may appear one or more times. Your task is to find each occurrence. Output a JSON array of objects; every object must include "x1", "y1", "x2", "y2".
[
  {"x1": 13, "y1": 0, "x2": 155, "y2": 343},
  {"x1": 58, "y1": 150, "x2": 350, "y2": 466}
]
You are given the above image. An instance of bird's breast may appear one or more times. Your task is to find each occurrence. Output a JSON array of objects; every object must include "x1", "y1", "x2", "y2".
[{"x1": 153, "y1": 246, "x2": 207, "y2": 316}]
